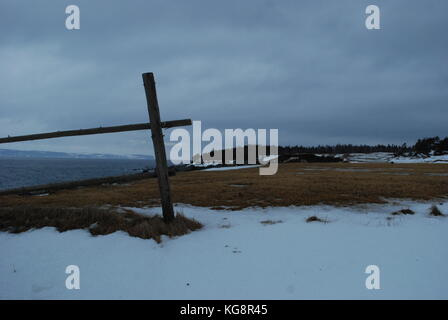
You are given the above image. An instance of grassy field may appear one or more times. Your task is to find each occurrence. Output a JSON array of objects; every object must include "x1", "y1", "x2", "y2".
[
  {"x1": 1, "y1": 162, "x2": 447, "y2": 210},
  {"x1": 0, "y1": 206, "x2": 202, "y2": 242}
]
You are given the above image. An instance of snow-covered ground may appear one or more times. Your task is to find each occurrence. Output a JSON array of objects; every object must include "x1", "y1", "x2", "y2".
[
  {"x1": 391, "y1": 154, "x2": 448, "y2": 164},
  {"x1": 1, "y1": 200, "x2": 447, "y2": 299},
  {"x1": 192, "y1": 153, "x2": 448, "y2": 169}
]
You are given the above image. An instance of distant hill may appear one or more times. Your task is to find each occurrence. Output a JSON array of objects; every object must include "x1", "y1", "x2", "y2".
[{"x1": 0, "y1": 149, "x2": 154, "y2": 160}]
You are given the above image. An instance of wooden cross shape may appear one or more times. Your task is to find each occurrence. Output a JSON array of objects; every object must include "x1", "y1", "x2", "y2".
[
  {"x1": 0, "y1": 72, "x2": 192, "y2": 223},
  {"x1": 142, "y1": 72, "x2": 190, "y2": 222}
]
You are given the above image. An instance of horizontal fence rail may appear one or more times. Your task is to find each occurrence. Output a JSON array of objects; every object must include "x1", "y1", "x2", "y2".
[{"x1": 0, "y1": 119, "x2": 192, "y2": 144}]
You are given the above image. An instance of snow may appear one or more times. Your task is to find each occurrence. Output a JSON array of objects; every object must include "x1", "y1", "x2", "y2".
[
  {"x1": 185, "y1": 153, "x2": 448, "y2": 170},
  {"x1": 189, "y1": 155, "x2": 277, "y2": 171},
  {"x1": 340, "y1": 152, "x2": 448, "y2": 164},
  {"x1": 392, "y1": 154, "x2": 448, "y2": 164},
  {"x1": 340, "y1": 152, "x2": 395, "y2": 163},
  {"x1": 1, "y1": 200, "x2": 447, "y2": 299},
  {"x1": 189, "y1": 160, "x2": 222, "y2": 168},
  {"x1": 259, "y1": 155, "x2": 279, "y2": 163}
]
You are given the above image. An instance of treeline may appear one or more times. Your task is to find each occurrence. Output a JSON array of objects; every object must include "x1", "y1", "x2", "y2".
[
  {"x1": 414, "y1": 136, "x2": 448, "y2": 155},
  {"x1": 279, "y1": 144, "x2": 410, "y2": 155},
  {"x1": 282, "y1": 136, "x2": 448, "y2": 156}
]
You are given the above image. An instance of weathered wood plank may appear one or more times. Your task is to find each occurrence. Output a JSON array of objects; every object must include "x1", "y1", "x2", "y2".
[
  {"x1": 0, "y1": 119, "x2": 192, "y2": 144},
  {"x1": 142, "y1": 72, "x2": 175, "y2": 222}
]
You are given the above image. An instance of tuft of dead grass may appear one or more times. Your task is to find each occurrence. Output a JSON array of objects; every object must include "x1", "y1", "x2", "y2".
[
  {"x1": 260, "y1": 220, "x2": 283, "y2": 225},
  {"x1": 306, "y1": 216, "x2": 328, "y2": 223},
  {"x1": 0, "y1": 207, "x2": 202, "y2": 243},
  {"x1": 429, "y1": 205, "x2": 445, "y2": 217},
  {"x1": 391, "y1": 209, "x2": 415, "y2": 215}
]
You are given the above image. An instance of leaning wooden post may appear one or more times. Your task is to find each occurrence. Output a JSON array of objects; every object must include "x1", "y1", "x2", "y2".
[{"x1": 142, "y1": 72, "x2": 175, "y2": 223}]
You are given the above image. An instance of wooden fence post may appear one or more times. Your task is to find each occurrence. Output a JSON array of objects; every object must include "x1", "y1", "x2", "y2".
[{"x1": 142, "y1": 72, "x2": 175, "y2": 222}]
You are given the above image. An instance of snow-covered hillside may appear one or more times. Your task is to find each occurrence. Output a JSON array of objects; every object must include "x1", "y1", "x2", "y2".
[
  {"x1": 1, "y1": 200, "x2": 447, "y2": 299},
  {"x1": 190, "y1": 153, "x2": 448, "y2": 169},
  {"x1": 339, "y1": 152, "x2": 448, "y2": 164}
]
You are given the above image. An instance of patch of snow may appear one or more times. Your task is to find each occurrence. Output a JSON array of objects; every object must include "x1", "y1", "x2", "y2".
[
  {"x1": 259, "y1": 155, "x2": 279, "y2": 163},
  {"x1": 339, "y1": 152, "x2": 395, "y2": 163},
  {"x1": 1, "y1": 200, "x2": 447, "y2": 299},
  {"x1": 190, "y1": 160, "x2": 222, "y2": 168},
  {"x1": 334, "y1": 152, "x2": 448, "y2": 164},
  {"x1": 391, "y1": 154, "x2": 448, "y2": 164}
]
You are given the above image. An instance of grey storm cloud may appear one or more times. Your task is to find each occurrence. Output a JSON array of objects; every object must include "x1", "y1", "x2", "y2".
[{"x1": 0, "y1": 0, "x2": 447, "y2": 156}]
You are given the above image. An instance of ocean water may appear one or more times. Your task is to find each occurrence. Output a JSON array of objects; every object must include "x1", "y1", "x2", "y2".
[{"x1": 0, "y1": 158, "x2": 156, "y2": 191}]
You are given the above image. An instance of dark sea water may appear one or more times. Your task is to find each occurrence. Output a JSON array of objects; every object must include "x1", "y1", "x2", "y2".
[{"x1": 0, "y1": 158, "x2": 156, "y2": 191}]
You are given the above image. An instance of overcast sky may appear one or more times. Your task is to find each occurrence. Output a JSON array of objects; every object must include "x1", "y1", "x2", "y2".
[{"x1": 0, "y1": 0, "x2": 447, "y2": 156}]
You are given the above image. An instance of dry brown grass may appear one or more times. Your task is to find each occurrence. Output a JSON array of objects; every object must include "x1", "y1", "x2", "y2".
[
  {"x1": 0, "y1": 162, "x2": 447, "y2": 210},
  {"x1": 0, "y1": 207, "x2": 202, "y2": 242},
  {"x1": 306, "y1": 216, "x2": 328, "y2": 223},
  {"x1": 260, "y1": 220, "x2": 283, "y2": 225},
  {"x1": 391, "y1": 209, "x2": 415, "y2": 215},
  {"x1": 429, "y1": 205, "x2": 445, "y2": 217}
]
